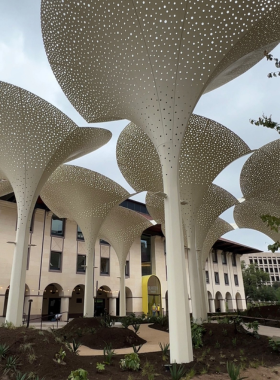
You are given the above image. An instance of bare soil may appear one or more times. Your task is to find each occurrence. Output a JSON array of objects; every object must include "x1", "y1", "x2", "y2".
[{"x1": 0, "y1": 315, "x2": 280, "y2": 379}]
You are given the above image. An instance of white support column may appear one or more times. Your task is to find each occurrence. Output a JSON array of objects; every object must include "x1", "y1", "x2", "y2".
[
  {"x1": 119, "y1": 265, "x2": 126, "y2": 316},
  {"x1": 6, "y1": 208, "x2": 32, "y2": 326},
  {"x1": 220, "y1": 299, "x2": 226, "y2": 313},
  {"x1": 109, "y1": 297, "x2": 117, "y2": 316},
  {"x1": 61, "y1": 297, "x2": 70, "y2": 322},
  {"x1": 163, "y1": 166, "x2": 193, "y2": 364},
  {"x1": 196, "y1": 251, "x2": 207, "y2": 322},
  {"x1": 209, "y1": 298, "x2": 215, "y2": 313},
  {"x1": 84, "y1": 241, "x2": 95, "y2": 317},
  {"x1": 188, "y1": 233, "x2": 203, "y2": 323}
]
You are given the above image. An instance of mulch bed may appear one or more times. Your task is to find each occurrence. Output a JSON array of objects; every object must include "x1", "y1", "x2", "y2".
[
  {"x1": 57, "y1": 317, "x2": 146, "y2": 349},
  {"x1": 0, "y1": 316, "x2": 280, "y2": 379}
]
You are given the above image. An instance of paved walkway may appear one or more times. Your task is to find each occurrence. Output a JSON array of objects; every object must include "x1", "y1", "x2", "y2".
[{"x1": 78, "y1": 324, "x2": 169, "y2": 356}]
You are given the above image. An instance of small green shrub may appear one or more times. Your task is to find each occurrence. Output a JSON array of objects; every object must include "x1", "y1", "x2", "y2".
[
  {"x1": 120, "y1": 353, "x2": 140, "y2": 371},
  {"x1": 226, "y1": 361, "x2": 248, "y2": 380},
  {"x1": 215, "y1": 341, "x2": 220, "y2": 349},
  {"x1": 72, "y1": 339, "x2": 82, "y2": 355},
  {"x1": 232, "y1": 338, "x2": 237, "y2": 347},
  {"x1": 159, "y1": 342, "x2": 170, "y2": 361},
  {"x1": 132, "y1": 344, "x2": 143, "y2": 353},
  {"x1": 68, "y1": 368, "x2": 89, "y2": 380},
  {"x1": 169, "y1": 363, "x2": 186, "y2": 380},
  {"x1": 268, "y1": 338, "x2": 280, "y2": 352},
  {"x1": 132, "y1": 323, "x2": 140, "y2": 334},
  {"x1": 0, "y1": 343, "x2": 9, "y2": 360},
  {"x1": 191, "y1": 323, "x2": 205, "y2": 348},
  {"x1": 54, "y1": 347, "x2": 66, "y2": 363},
  {"x1": 121, "y1": 317, "x2": 131, "y2": 329},
  {"x1": 141, "y1": 360, "x2": 155, "y2": 380},
  {"x1": 15, "y1": 372, "x2": 28, "y2": 380},
  {"x1": 27, "y1": 353, "x2": 37, "y2": 364},
  {"x1": 1, "y1": 321, "x2": 16, "y2": 329},
  {"x1": 96, "y1": 362, "x2": 105, "y2": 372},
  {"x1": 3, "y1": 355, "x2": 20, "y2": 375},
  {"x1": 103, "y1": 342, "x2": 115, "y2": 365}
]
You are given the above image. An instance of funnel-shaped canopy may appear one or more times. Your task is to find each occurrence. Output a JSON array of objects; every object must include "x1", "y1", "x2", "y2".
[
  {"x1": 240, "y1": 139, "x2": 280, "y2": 205},
  {"x1": 42, "y1": 0, "x2": 280, "y2": 154},
  {"x1": 99, "y1": 206, "x2": 152, "y2": 267},
  {"x1": 41, "y1": 165, "x2": 130, "y2": 246},
  {"x1": 196, "y1": 185, "x2": 237, "y2": 250},
  {"x1": 234, "y1": 199, "x2": 280, "y2": 242},
  {"x1": 201, "y1": 218, "x2": 234, "y2": 263},
  {"x1": 0, "y1": 82, "x2": 111, "y2": 219}
]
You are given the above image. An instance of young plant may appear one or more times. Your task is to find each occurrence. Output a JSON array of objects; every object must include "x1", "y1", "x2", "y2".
[
  {"x1": 121, "y1": 317, "x2": 131, "y2": 329},
  {"x1": 72, "y1": 339, "x2": 82, "y2": 355},
  {"x1": 15, "y1": 372, "x2": 28, "y2": 380},
  {"x1": 20, "y1": 343, "x2": 34, "y2": 353},
  {"x1": 120, "y1": 353, "x2": 140, "y2": 371},
  {"x1": 226, "y1": 361, "x2": 248, "y2": 380},
  {"x1": 169, "y1": 363, "x2": 186, "y2": 380},
  {"x1": 159, "y1": 342, "x2": 170, "y2": 361},
  {"x1": 191, "y1": 323, "x2": 205, "y2": 348},
  {"x1": 232, "y1": 338, "x2": 237, "y2": 347},
  {"x1": 96, "y1": 362, "x2": 105, "y2": 373},
  {"x1": 132, "y1": 323, "x2": 140, "y2": 334},
  {"x1": 132, "y1": 344, "x2": 143, "y2": 353},
  {"x1": 103, "y1": 342, "x2": 115, "y2": 365},
  {"x1": 268, "y1": 338, "x2": 280, "y2": 352},
  {"x1": 55, "y1": 347, "x2": 66, "y2": 364},
  {"x1": 0, "y1": 343, "x2": 9, "y2": 360},
  {"x1": 27, "y1": 353, "x2": 37, "y2": 364},
  {"x1": 68, "y1": 368, "x2": 89, "y2": 380},
  {"x1": 1, "y1": 321, "x2": 16, "y2": 329},
  {"x1": 185, "y1": 368, "x2": 196, "y2": 380},
  {"x1": 141, "y1": 360, "x2": 155, "y2": 380},
  {"x1": 3, "y1": 355, "x2": 20, "y2": 375},
  {"x1": 215, "y1": 341, "x2": 220, "y2": 349}
]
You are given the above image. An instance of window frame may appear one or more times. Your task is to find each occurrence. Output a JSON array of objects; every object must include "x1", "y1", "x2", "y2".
[
  {"x1": 49, "y1": 250, "x2": 62, "y2": 272},
  {"x1": 100, "y1": 257, "x2": 110, "y2": 276},
  {"x1": 234, "y1": 274, "x2": 239, "y2": 286},
  {"x1": 125, "y1": 260, "x2": 130, "y2": 277},
  {"x1": 214, "y1": 272, "x2": 219, "y2": 284},
  {"x1": 77, "y1": 226, "x2": 84, "y2": 241},
  {"x1": 76, "y1": 254, "x2": 86, "y2": 274},
  {"x1": 212, "y1": 250, "x2": 218, "y2": 263},
  {"x1": 224, "y1": 273, "x2": 229, "y2": 285},
  {"x1": 51, "y1": 215, "x2": 65, "y2": 237},
  {"x1": 205, "y1": 270, "x2": 209, "y2": 283},
  {"x1": 221, "y1": 252, "x2": 227, "y2": 265}
]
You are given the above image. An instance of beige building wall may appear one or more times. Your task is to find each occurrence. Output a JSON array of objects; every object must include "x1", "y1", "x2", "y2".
[
  {"x1": 241, "y1": 252, "x2": 280, "y2": 286},
  {"x1": 0, "y1": 200, "x2": 246, "y2": 319}
]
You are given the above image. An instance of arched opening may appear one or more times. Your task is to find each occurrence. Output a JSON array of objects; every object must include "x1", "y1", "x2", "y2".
[
  {"x1": 215, "y1": 291, "x2": 224, "y2": 312},
  {"x1": 225, "y1": 292, "x2": 233, "y2": 312},
  {"x1": 42, "y1": 283, "x2": 63, "y2": 320},
  {"x1": 142, "y1": 275, "x2": 162, "y2": 316},
  {"x1": 126, "y1": 287, "x2": 133, "y2": 314},
  {"x1": 95, "y1": 285, "x2": 111, "y2": 316},
  {"x1": 69, "y1": 285, "x2": 84, "y2": 318},
  {"x1": 236, "y1": 292, "x2": 243, "y2": 311}
]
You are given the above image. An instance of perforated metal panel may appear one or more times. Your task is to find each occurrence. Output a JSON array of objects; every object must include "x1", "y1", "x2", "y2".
[
  {"x1": 99, "y1": 206, "x2": 152, "y2": 267},
  {"x1": 41, "y1": 165, "x2": 130, "y2": 247},
  {"x1": 196, "y1": 185, "x2": 237, "y2": 250},
  {"x1": 0, "y1": 81, "x2": 111, "y2": 228},
  {"x1": 234, "y1": 199, "x2": 280, "y2": 242},
  {"x1": 240, "y1": 140, "x2": 280, "y2": 206},
  {"x1": 201, "y1": 218, "x2": 234, "y2": 263},
  {"x1": 41, "y1": 0, "x2": 280, "y2": 161}
]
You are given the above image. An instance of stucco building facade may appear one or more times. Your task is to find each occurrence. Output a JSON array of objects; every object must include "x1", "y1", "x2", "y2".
[{"x1": 0, "y1": 198, "x2": 255, "y2": 321}]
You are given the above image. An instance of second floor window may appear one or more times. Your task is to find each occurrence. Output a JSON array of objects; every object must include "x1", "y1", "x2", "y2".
[
  {"x1": 214, "y1": 272, "x2": 219, "y2": 284},
  {"x1": 224, "y1": 273, "x2": 229, "y2": 285},
  {"x1": 232, "y1": 254, "x2": 237, "y2": 267},
  {"x1": 77, "y1": 226, "x2": 84, "y2": 241},
  {"x1": 50, "y1": 251, "x2": 62, "y2": 271},
  {"x1": 125, "y1": 260, "x2": 130, "y2": 277},
  {"x1": 205, "y1": 271, "x2": 209, "y2": 283},
  {"x1": 234, "y1": 274, "x2": 239, "y2": 286},
  {"x1": 221, "y1": 252, "x2": 227, "y2": 265},
  {"x1": 101, "y1": 257, "x2": 109, "y2": 275},
  {"x1": 77, "y1": 255, "x2": 86, "y2": 273},
  {"x1": 51, "y1": 215, "x2": 65, "y2": 237}
]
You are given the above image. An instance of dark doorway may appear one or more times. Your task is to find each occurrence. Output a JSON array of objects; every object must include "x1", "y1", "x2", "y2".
[
  {"x1": 94, "y1": 298, "x2": 105, "y2": 316},
  {"x1": 48, "y1": 298, "x2": 61, "y2": 320}
]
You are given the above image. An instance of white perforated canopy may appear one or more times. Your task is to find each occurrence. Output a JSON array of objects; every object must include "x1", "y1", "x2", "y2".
[
  {"x1": 240, "y1": 139, "x2": 280, "y2": 206},
  {"x1": 234, "y1": 199, "x2": 280, "y2": 242},
  {"x1": 41, "y1": 0, "x2": 280, "y2": 158},
  {"x1": 0, "y1": 180, "x2": 13, "y2": 197}
]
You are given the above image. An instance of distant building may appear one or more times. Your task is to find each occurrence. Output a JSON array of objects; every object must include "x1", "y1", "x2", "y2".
[{"x1": 241, "y1": 252, "x2": 280, "y2": 285}]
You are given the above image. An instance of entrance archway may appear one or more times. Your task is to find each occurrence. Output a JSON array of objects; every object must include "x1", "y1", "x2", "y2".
[
  {"x1": 236, "y1": 292, "x2": 243, "y2": 310},
  {"x1": 208, "y1": 291, "x2": 215, "y2": 313},
  {"x1": 225, "y1": 292, "x2": 233, "y2": 311},
  {"x1": 215, "y1": 291, "x2": 225, "y2": 312},
  {"x1": 69, "y1": 285, "x2": 84, "y2": 318},
  {"x1": 142, "y1": 275, "x2": 162, "y2": 316},
  {"x1": 95, "y1": 285, "x2": 111, "y2": 316},
  {"x1": 42, "y1": 283, "x2": 63, "y2": 320}
]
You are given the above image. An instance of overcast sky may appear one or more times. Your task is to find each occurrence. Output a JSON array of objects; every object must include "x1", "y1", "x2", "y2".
[{"x1": 1, "y1": 1, "x2": 280, "y2": 252}]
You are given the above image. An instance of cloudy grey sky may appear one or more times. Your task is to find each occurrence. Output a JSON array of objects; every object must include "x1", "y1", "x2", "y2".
[{"x1": 1, "y1": 1, "x2": 279, "y2": 251}]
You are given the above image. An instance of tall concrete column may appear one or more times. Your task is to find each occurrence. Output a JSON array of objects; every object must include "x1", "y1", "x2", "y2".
[
  {"x1": 220, "y1": 299, "x2": 226, "y2": 313},
  {"x1": 6, "y1": 206, "x2": 33, "y2": 326},
  {"x1": 109, "y1": 297, "x2": 117, "y2": 316},
  {"x1": 61, "y1": 297, "x2": 70, "y2": 322},
  {"x1": 162, "y1": 164, "x2": 193, "y2": 363},
  {"x1": 84, "y1": 241, "x2": 95, "y2": 317},
  {"x1": 119, "y1": 265, "x2": 126, "y2": 316},
  {"x1": 209, "y1": 299, "x2": 215, "y2": 313}
]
